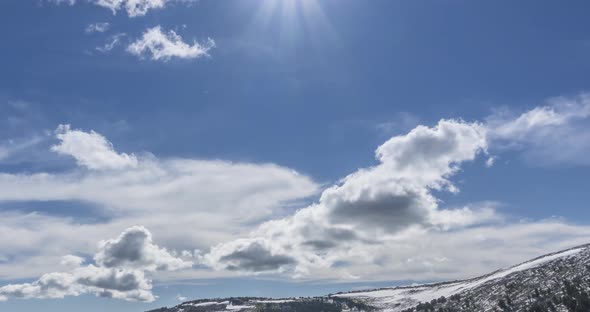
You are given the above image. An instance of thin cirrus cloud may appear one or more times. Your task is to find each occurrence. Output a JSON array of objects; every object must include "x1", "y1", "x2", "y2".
[
  {"x1": 487, "y1": 93, "x2": 590, "y2": 166},
  {"x1": 1, "y1": 95, "x2": 590, "y2": 301},
  {"x1": 127, "y1": 26, "x2": 215, "y2": 61},
  {"x1": 46, "y1": 0, "x2": 76, "y2": 6},
  {"x1": 85, "y1": 22, "x2": 110, "y2": 34},
  {"x1": 96, "y1": 33, "x2": 126, "y2": 53}
]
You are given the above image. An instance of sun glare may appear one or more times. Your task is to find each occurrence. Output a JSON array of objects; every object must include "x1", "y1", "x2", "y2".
[{"x1": 252, "y1": 0, "x2": 332, "y2": 35}]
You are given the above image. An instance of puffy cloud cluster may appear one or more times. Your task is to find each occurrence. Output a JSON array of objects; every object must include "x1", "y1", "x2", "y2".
[
  {"x1": 127, "y1": 26, "x2": 215, "y2": 61},
  {"x1": 0, "y1": 227, "x2": 190, "y2": 302},
  {"x1": 95, "y1": 226, "x2": 191, "y2": 271},
  {"x1": 203, "y1": 120, "x2": 495, "y2": 276}
]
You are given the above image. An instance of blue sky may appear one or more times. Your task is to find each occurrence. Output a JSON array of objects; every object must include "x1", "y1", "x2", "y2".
[{"x1": 1, "y1": 0, "x2": 590, "y2": 311}]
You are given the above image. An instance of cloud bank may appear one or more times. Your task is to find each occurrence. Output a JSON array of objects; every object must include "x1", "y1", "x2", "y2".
[
  {"x1": 0, "y1": 124, "x2": 319, "y2": 282},
  {"x1": 1, "y1": 94, "x2": 590, "y2": 302}
]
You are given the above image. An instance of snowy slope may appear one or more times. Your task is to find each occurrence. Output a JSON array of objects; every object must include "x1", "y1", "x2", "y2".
[
  {"x1": 148, "y1": 244, "x2": 590, "y2": 312},
  {"x1": 334, "y1": 244, "x2": 590, "y2": 311}
]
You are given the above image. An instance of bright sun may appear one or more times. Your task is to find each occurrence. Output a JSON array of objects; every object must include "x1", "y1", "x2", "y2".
[{"x1": 252, "y1": 0, "x2": 330, "y2": 32}]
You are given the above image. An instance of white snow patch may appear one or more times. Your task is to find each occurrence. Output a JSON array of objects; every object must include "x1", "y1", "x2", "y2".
[
  {"x1": 183, "y1": 300, "x2": 230, "y2": 307},
  {"x1": 335, "y1": 247, "x2": 585, "y2": 311}
]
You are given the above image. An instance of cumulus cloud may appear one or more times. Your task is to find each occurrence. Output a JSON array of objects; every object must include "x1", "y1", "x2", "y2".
[
  {"x1": 127, "y1": 26, "x2": 215, "y2": 61},
  {"x1": 0, "y1": 264, "x2": 154, "y2": 302},
  {"x1": 203, "y1": 120, "x2": 494, "y2": 275},
  {"x1": 85, "y1": 22, "x2": 110, "y2": 34},
  {"x1": 0, "y1": 227, "x2": 187, "y2": 302},
  {"x1": 487, "y1": 93, "x2": 590, "y2": 166},
  {"x1": 210, "y1": 239, "x2": 296, "y2": 273},
  {"x1": 95, "y1": 226, "x2": 191, "y2": 271},
  {"x1": 51, "y1": 124, "x2": 138, "y2": 170}
]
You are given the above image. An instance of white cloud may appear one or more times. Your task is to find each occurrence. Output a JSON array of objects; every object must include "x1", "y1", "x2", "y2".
[
  {"x1": 85, "y1": 22, "x2": 110, "y2": 34},
  {"x1": 0, "y1": 227, "x2": 187, "y2": 302},
  {"x1": 1, "y1": 107, "x2": 590, "y2": 293},
  {"x1": 203, "y1": 120, "x2": 495, "y2": 275},
  {"x1": 93, "y1": 0, "x2": 165, "y2": 17},
  {"x1": 95, "y1": 226, "x2": 192, "y2": 271},
  {"x1": 127, "y1": 26, "x2": 215, "y2": 61},
  {"x1": 487, "y1": 93, "x2": 590, "y2": 166},
  {"x1": 0, "y1": 136, "x2": 44, "y2": 162},
  {"x1": 60, "y1": 255, "x2": 85, "y2": 267},
  {"x1": 48, "y1": 0, "x2": 197, "y2": 17},
  {"x1": 485, "y1": 156, "x2": 496, "y2": 167},
  {"x1": 200, "y1": 115, "x2": 590, "y2": 280},
  {"x1": 51, "y1": 124, "x2": 138, "y2": 170}
]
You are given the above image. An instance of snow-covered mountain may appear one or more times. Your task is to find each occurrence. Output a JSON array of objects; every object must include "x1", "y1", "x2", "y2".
[{"x1": 148, "y1": 244, "x2": 590, "y2": 312}]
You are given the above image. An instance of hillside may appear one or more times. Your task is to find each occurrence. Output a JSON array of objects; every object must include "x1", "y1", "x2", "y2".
[{"x1": 148, "y1": 244, "x2": 590, "y2": 312}]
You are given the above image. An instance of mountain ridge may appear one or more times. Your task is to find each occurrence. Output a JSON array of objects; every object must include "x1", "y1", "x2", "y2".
[{"x1": 149, "y1": 243, "x2": 590, "y2": 312}]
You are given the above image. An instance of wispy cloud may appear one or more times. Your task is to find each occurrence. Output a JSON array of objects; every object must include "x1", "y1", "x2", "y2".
[
  {"x1": 96, "y1": 33, "x2": 126, "y2": 53},
  {"x1": 46, "y1": 0, "x2": 76, "y2": 6},
  {"x1": 487, "y1": 93, "x2": 590, "y2": 166},
  {"x1": 85, "y1": 22, "x2": 110, "y2": 34}
]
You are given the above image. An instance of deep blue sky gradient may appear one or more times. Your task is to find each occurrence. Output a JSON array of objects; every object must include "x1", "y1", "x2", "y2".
[{"x1": 2, "y1": 0, "x2": 590, "y2": 310}]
